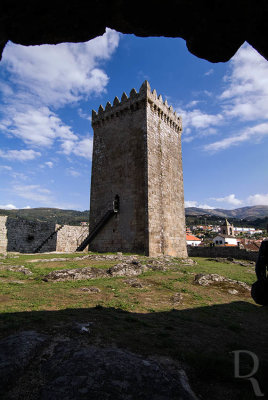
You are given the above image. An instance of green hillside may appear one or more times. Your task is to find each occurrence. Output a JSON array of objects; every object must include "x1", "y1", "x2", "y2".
[{"x1": 0, "y1": 208, "x2": 89, "y2": 225}]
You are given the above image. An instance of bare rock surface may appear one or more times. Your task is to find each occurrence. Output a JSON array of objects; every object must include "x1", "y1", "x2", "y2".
[
  {"x1": 5, "y1": 265, "x2": 32, "y2": 275},
  {"x1": 107, "y1": 261, "x2": 148, "y2": 277},
  {"x1": 172, "y1": 292, "x2": 184, "y2": 304},
  {"x1": 1, "y1": 331, "x2": 198, "y2": 400},
  {"x1": 43, "y1": 267, "x2": 106, "y2": 282},
  {"x1": 40, "y1": 343, "x2": 198, "y2": 400},
  {"x1": 0, "y1": 331, "x2": 47, "y2": 394},
  {"x1": 79, "y1": 287, "x2": 101, "y2": 293},
  {"x1": 194, "y1": 273, "x2": 251, "y2": 293},
  {"x1": 123, "y1": 278, "x2": 145, "y2": 288},
  {"x1": 28, "y1": 254, "x2": 140, "y2": 263},
  {"x1": 43, "y1": 260, "x2": 149, "y2": 282},
  {"x1": 180, "y1": 258, "x2": 197, "y2": 266}
]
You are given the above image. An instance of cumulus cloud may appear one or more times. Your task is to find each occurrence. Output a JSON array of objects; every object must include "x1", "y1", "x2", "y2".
[
  {"x1": 2, "y1": 29, "x2": 120, "y2": 108},
  {"x1": 0, "y1": 204, "x2": 17, "y2": 210},
  {"x1": 0, "y1": 149, "x2": 41, "y2": 161},
  {"x1": 247, "y1": 193, "x2": 268, "y2": 206},
  {"x1": 61, "y1": 137, "x2": 93, "y2": 160},
  {"x1": 178, "y1": 108, "x2": 223, "y2": 130},
  {"x1": 0, "y1": 29, "x2": 119, "y2": 156},
  {"x1": 178, "y1": 43, "x2": 268, "y2": 152},
  {"x1": 211, "y1": 194, "x2": 243, "y2": 206},
  {"x1": 185, "y1": 200, "x2": 215, "y2": 209}
]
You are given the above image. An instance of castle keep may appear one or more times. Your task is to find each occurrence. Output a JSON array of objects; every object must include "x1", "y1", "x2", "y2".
[{"x1": 88, "y1": 81, "x2": 187, "y2": 257}]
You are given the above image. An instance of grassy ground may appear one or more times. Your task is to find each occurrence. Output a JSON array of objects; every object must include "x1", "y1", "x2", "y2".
[{"x1": 0, "y1": 252, "x2": 267, "y2": 399}]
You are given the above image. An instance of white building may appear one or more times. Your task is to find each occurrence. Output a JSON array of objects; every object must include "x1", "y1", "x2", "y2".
[
  {"x1": 213, "y1": 235, "x2": 238, "y2": 246},
  {"x1": 186, "y1": 234, "x2": 202, "y2": 246}
]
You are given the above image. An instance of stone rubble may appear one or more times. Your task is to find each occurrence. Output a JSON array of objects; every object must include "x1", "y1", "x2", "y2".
[
  {"x1": 123, "y1": 278, "x2": 145, "y2": 288},
  {"x1": 0, "y1": 265, "x2": 32, "y2": 275},
  {"x1": 194, "y1": 273, "x2": 251, "y2": 292},
  {"x1": 171, "y1": 292, "x2": 184, "y2": 304},
  {"x1": 80, "y1": 287, "x2": 101, "y2": 293}
]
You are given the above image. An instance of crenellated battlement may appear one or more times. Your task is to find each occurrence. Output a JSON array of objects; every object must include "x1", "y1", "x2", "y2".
[{"x1": 92, "y1": 81, "x2": 182, "y2": 132}]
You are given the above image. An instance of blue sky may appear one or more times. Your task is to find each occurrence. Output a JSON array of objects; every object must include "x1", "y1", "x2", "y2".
[{"x1": 0, "y1": 29, "x2": 268, "y2": 211}]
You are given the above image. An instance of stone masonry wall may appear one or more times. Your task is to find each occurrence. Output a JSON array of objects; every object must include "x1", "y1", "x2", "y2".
[
  {"x1": 0, "y1": 216, "x2": 88, "y2": 253},
  {"x1": 6, "y1": 218, "x2": 56, "y2": 253},
  {"x1": 90, "y1": 87, "x2": 148, "y2": 254},
  {"x1": 56, "y1": 225, "x2": 88, "y2": 252},
  {"x1": 90, "y1": 81, "x2": 187, "y2": 257},
  {"x1": 146, "y1": 88, "x2": 187, "y2": 257},
  {"x1": 187, "y1": 246, "x2": 258, "y2": 262},
  {"x1": 0, "y1": 216, "x2": 8, "y2": 253}
]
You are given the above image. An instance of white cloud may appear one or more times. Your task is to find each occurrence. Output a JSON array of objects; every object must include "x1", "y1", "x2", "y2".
[
  {"x1": 12, "y1": 184, "x2": 54, "y2": 203},
  {"x1": 45, "y1": 161, "x2": 53, "y2": 168},
  {"x1": 2, "y1": 29, "x2": 120, "y2": 108},
  {"x1": 178, "y1": 44, "x2": 268, "y2": 152},
  {"x1": 177, "y1": 107, "x2": 223, "y2": 131},
  {"x1": 185, "y1": 100, "x2": 201, "y2": 109},
  {"x1": 211, "y1": 194, "x2": 242, "y2": 206},
  {"x1": 204, "y1": 69, "x2": 214, "y2": 76},
  {"x1": 220, "y1": 44, "x2": 268, "y2": 121},
  {"x1": 185, "y1": 200, "x2": 215, "y2": 209},
  {"x1": 78, "y1": 108, "x2": 92, "y2": 121},
  {"x1": 0, "y1": 165, "x2": 12, "y2": 171},
  {"x1": 0, "y1": 29, "x2": 119, "y2": 157},
  {"x1": 0, "y1": 149, "x2": 41, "y2": 161},
  {"x1": 66, "y1": 168, "x2": 81, "y2": 177},
  {"x1": 1, "y1": 106, "x2": 77, "y2": 147},
  {"x1": 61, "y1": 137, "x2": 93, "y2": 160},
  {"x1": 0, "y1": 204, "x2": 17, "y2": 210},
  {"x1": 204, "y1": 122, "x2": 268, "y2": 152},
  {"x1": 247, "y1": 193, "x2": 268, "y2": 206}
]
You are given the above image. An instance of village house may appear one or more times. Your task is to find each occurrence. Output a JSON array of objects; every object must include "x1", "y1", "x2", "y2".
[{"x1": 186, "y1": 234, "x2": 202, "y2": 246}]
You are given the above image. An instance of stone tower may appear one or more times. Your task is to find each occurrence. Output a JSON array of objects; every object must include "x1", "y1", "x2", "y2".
[
  {"x1": 220, "y1": 218, "x2": 234, "y2": 236},
  {"x1": 89, "y1": 81, "x2": 187, "y2": 257}
]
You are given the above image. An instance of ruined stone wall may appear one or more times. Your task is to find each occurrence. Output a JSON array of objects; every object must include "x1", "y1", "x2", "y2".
[
  {"x1": 90, "y1": 87, "x2": 148, "y2": 253},
  {"x1": 90, "y1": 81, "x2": 187, "y2": 257},
  {"x1": 0, "y1": 216, "x2": 8, "y2": 253},
  {"x1": 146, "y1": 88, "x2": 187, "y2": 257},
  {"x1": 56, "y1": 225, "x2": 88, "y2": 252},
  {"x1": 0, "y1": 217, "x2": 89, "y2": 253},
  {"x1": 6, "y1": 218, "x2": 56, "y2": 253},
  {"x1": 187, "y1": 246, "x2": 258, "y2": 262}
]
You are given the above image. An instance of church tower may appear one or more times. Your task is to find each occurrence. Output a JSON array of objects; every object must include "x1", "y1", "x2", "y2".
[{"x1": 88, "y1": 81, "x2": 187, "y2": 257}]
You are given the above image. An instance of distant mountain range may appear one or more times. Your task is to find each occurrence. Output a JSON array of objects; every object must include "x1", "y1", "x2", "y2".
[
  {"x1": 185, "y1": 205, "x2": 268, "y2": 220},
  {"x1": 0, "y1": 205, "x2": 268, "y2": 225}
]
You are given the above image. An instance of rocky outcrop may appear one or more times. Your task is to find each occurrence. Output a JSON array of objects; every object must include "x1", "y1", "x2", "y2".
[
  {"x1": 0, "y1": 1, "x2": 268, "y2": 63},
  {"x1": 43, "y1": 266, "x2": 107, "y2": 282},
  {"x1": 194, "y1": 273, "x2": 251, "y2": 294},
  {"x1": 43, "y1": 260, "x2": 149, "y2": 282},
  {"x1": 0, "y1": 331, "x2": 47, "y2": 394},
  {"x1": 2, "y1": 265, "x2": 33, "y2": 275},
  {"x1": 0, "y1": 331, "x2": 199, "y2": 400}
]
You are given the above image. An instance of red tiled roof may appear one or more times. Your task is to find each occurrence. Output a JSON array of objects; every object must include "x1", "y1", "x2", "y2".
[{"x1": 186, "y1": 234, "x2": 200, "y2": 241}]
